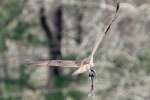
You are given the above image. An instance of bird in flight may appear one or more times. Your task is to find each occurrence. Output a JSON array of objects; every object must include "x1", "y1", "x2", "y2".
[
  {"x1": 28, "y1": 0, "x2": 120, "y2": 76},
  {"x1": 26, "y1": 0, "x2": 120, "y2": 95}
]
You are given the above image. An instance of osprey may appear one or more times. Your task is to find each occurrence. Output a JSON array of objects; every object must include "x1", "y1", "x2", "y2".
[{"x1": 28, "y1": 0, "x2": 120, "y2": 76}]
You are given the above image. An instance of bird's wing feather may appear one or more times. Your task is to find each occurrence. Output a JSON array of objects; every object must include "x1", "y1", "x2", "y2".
[
  {"x1": 72, "y1": 66, "x2": 88, "y2": 75},
  {"x1": 28, "y1": 60, "x2": 81, "y2": 68},
  {"x1": 90, "y1": 0, "x2": 120, "y2": 59},
  {"x1": 72, "y1": 64, "x2": 90, "y2": 75}
]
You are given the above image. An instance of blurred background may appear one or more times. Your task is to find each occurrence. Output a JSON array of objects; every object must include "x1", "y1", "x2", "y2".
[{"x1": 0, "y1": 0, "x2": 150, "y2": 100}]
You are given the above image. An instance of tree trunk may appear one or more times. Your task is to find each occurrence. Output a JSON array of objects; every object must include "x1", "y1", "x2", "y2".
[
  {"x1": 75, "y1": 13, "x2": 83, "y2": 45},
  {"x1": 39, "y1": 5, "x2": 63, "y2": 91}
]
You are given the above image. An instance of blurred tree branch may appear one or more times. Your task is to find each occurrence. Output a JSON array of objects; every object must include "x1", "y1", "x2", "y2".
[
  {"x1": 75, "y1": 13, "x2": 83, "y2": 45},
  {"x1": 39, "y1": 4, "x2": 63, "y2": 91}
]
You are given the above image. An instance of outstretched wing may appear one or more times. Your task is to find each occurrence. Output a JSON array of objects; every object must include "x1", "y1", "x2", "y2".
[
  {"x1": 90, "y1": 0, "x2": 120, "y2": 59},
  {"x1": 72, "y1": 58, "x2": 91, "y2": 75},
  {"x1": 72, "y1": 65, "x2": 89, "y2": 75},
  {"x1": 27, "y1": 60, "x2": 81, "y2": 68}
]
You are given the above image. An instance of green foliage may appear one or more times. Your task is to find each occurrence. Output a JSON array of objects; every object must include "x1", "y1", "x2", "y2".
[
  {"x1": 53, "y1": 75, "x2": 73, "y2": 88},
  {"x1": 137, "y1": 49, "x2": 150, "y2": 73},
  {"x1": 0, "y1": 0, "x2": 23, "y2": 24},
  {"x1": 4, "y1": 78, "x2": 21, "y2": 93},
  {"x1": 25, "y1": 33, "x2": 49, "y2": 46},
  {"x1": 0, "y1": 0, "x2": 47, "y2": 53},
  {"x1": 0, "y1": 96, "x2": 21, "y2": 100},
  {"x1": 63, "y1": 54, "x2": 78, "y2": 60},
  {"x1": 19, "y1": 65, "x2": 34, "y2": 89},
  {"x1": 0, "y1": 33, "x2": 7, "y2": 52},
  {"x1": 9, "y1": 21, "x2": 29, "y2": 40},
  {"x1": 45, "y1": 90, "x2": 84, "y2": 100},
  {"x1": 45, "y1": 91, "x2": 65, "y2": 100},
  {"x1": 112, "y1": 53, "x2": 130, "y2": 68},
  {"x1": 0, "y1": 0, "x2": 24, "y2": 53},
  {"x1": 2, "y1": 64, "x2": 34, "y2": 99},
  {"x1": 67, "y1": 90, "x2": 84, "y2": 100},
  {"x1": 45, "y1": 70, "x2": 86, "y2": 100}
]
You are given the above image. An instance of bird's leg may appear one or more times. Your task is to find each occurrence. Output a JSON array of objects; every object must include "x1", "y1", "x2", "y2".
[{"x1": 88, "y1": 68, "x2": 96, "y2": 96}]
